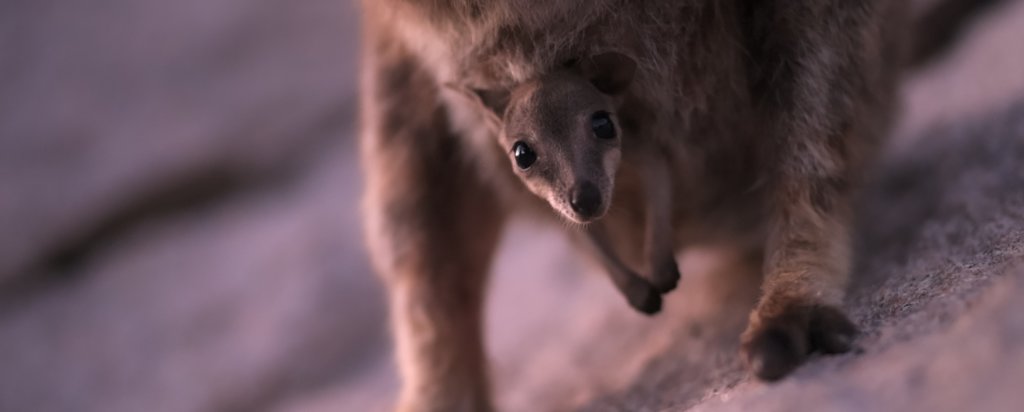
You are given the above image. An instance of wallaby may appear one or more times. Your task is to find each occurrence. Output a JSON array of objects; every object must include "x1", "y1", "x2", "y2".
[
  {"x1": 452, "y1": 55, "x2": 679, "y2": 314},
  {"x1": 358, "y1": 1, "x2": 1001, "y2": 410}
]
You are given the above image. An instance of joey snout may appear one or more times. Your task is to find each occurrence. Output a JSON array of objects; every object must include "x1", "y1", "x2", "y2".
[{"x1": 569, "y1": 181, "x2": 603, "y2": 220}]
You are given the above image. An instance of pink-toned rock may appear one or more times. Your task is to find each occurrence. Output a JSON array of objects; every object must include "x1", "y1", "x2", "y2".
[{"x1": 0, "y1": 0, "x2": 360, "y2": 282}]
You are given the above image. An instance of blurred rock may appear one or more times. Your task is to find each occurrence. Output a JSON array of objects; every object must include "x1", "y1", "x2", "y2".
[
  {"x1": 0, "y1": 1, "x2": 386, "y2": 411},
  {"x1": 0, "y1": 0, "x2": 360, "y2": 282},
  {"x1": 0, "y1": 143, "x2": 387, "y2": 412},
  {"x1": 693, "y1": 268, "x2": 1024, "y2": 412}
]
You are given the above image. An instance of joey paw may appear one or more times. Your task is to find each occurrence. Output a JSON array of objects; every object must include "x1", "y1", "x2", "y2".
[
  {"x1": 625, "y1": 277, "x2": 662, "y2": 315},
  {"x1": 651, "y1": 259, "x2": 681, "y2": 294},
  {"x1": 740, "y1": 303, "x2": 858, "y2": 381}
]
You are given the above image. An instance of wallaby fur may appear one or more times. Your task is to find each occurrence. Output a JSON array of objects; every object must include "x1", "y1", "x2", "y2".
[{"x1": 358, "y1": 0, "x2": 996, "y2": 410}]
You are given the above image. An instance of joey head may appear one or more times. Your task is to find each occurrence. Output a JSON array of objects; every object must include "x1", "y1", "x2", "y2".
[{"x1": 459, "y1": 52, "x2": 681, "y2": 314}]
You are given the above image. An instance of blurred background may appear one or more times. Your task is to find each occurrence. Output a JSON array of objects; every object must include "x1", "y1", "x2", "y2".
[{"x1": 1, "y1": 1, "x2": 1024, "y2": 412}]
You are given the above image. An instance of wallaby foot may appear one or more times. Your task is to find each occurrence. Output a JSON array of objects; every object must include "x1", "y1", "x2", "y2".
[{"x1": 740, "y1": 301, "x2": 858, "y2": 381}]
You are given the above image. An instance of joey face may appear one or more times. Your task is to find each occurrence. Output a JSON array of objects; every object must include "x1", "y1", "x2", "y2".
[
  {"x1": 460, "y1": 52, "x2": 637, "y2": 223},
  {"x1": 499, "y1": 72, "x2": 624, "y2": 223}
]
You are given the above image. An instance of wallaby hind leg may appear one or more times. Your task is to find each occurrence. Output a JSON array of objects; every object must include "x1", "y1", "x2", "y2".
[
  {"x1": 735, "y1": 0, "x2": 882, "y2": 381},
  {"x1": 361, "y1": 34, "x2": 505, "y2": 412},
  {"x1": 739, "y1": 149, "x2": 861, "y2": 379},
  {"x1": 741, "y1": 203, "x2": 858, "y2": 381}
]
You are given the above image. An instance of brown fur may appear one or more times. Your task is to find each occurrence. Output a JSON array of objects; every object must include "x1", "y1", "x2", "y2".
[{"x1": 357, "y1": 0, "x2": 954, "y2": 410}]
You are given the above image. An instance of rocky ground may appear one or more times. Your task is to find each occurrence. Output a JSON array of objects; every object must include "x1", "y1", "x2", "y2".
[{"x1": 1, "y1": 1, "x2": 1023, "y2": 412}]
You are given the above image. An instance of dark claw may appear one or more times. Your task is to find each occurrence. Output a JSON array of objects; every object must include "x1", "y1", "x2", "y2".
[
  {"x1": 810, "y1": 306, "x2": 859, "y2": 354},
  {"x1": 743, "y1": 327, "x2": 805, "y2": 381}
]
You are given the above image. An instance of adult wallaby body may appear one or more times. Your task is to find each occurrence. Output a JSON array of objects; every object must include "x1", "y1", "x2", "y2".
[{"x1": 358, "y1": 1, "x2": 996, "y2": 410}]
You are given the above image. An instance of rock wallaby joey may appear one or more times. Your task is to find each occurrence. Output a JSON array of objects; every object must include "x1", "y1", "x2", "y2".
[
  {"x1": 451, "y1": 53, "x2": 680, "y2": 314},
  {"x1": 358, "y1": 0, "x2": 999, "y2": 410}
]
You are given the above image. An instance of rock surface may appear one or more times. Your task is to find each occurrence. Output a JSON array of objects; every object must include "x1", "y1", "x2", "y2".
[{"x1": 1, "y1": 1, "x2": 1023, "y2": 412}]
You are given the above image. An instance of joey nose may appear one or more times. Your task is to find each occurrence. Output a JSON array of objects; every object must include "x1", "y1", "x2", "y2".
[{"x1": 570, "y1": 181, "x2": 602, "y2": 219}]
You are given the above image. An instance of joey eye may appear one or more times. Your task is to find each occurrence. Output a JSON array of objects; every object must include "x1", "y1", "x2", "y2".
[
  {"x1": 512, "y1": 141, "x2": 537, "y2": 170},
  {"x1": 591, "y1": 111, "x2": 616, "y2": 139}
]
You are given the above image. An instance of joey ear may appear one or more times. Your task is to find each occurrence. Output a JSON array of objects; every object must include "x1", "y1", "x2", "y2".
[
  {"x1": 579, "y1": 52, "x2": 637, "y2": 95},
  {"x1": 444, "y1": 82, "x2": 511, "y2": 123},
  {"x1": 471, "y1": 87, "x2": 511, "y2": 120},
  {"x1": 442, "y1": 81, "x2": 509, "y2": 124}
]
